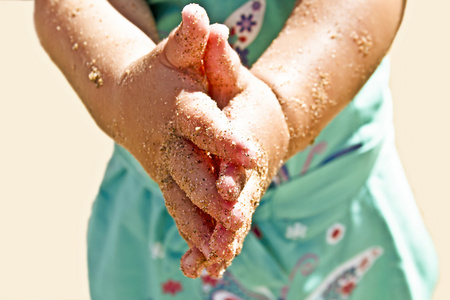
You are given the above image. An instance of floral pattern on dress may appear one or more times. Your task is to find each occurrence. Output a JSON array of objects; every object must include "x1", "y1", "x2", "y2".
[
  {"x1": 280, "y1": 253, "x2": 320, "y2": 299},
  {"x1": 237, "y1": 14, "x2": 257, "y2": 32},
  {"x1": 305, "y1": 247, "x2": 384, "y2": 300},
  {"x1": 150, "y1": 241, "x2": 165, "y2": 259},
  {"x1": 162, "y1": 279, "x2": 183, "y2": 295},
  {"x1": 285, "y1": 222, "x2": 308, "y2": 240},
  {"x1": 269, "y1": 165, "x2": 290, "y2": 188},
  {"x1": 326, "y1": 223, "x2": 346, "y2": 245},
  {"x1": 225, "y1": 0, "x2": 266, "y2": 66},
  {"x1": 234, "y1": 47, "x2": 249, "y2": 66},
  {"x1": 202, "y1": 271, "x2": 274, "y2": 300}
]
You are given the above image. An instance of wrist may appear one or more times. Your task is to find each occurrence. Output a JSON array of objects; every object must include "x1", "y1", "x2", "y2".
[{"x1": 250, "y1": 67, "x2": 313, "y2": 160}]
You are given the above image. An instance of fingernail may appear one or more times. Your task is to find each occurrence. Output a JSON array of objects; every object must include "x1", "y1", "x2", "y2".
[
  {"x1": 180, "y1": 248, "x2": 207, "y2": 279},
  {"x1": 210, "y1": 23, "x2": 230, "y2": 41},
  {"x1": 199, "y1": 242, "x2": 212, "y2": 259},
  {"x1": 221, "y1": 213, "x2": 232, "y2": 229},
  {"x1": 210, "y1": 226, "x2": 235, "y2": 261},
  {"x1": 182, "y1": 4, "x2": 208, "y2": 24},
  {"x1": 217, "y1": 169, "x2": 242, "y2": 201},
  {"x1": 237, "y1": 139, "x2": 259, "y2": 168},
  {"x1": 229, "y1": 203, "x2": 245, "y2": 231}
]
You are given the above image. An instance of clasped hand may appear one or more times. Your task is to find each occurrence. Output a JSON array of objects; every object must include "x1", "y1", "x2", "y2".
[{"x1": 110, "y1": 4, "x2": 289, "y2": 278}]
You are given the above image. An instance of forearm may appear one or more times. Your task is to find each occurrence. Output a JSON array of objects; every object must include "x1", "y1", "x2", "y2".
[
  {"x1": 251, "y1": 0, "x2": 405, "y2": 159},
  {"x1": 107, "y1": 0, "x2": 159, "y2": 42},
  {"x1": 34, "y1": 0, "x2": 155, "y2": 136}
]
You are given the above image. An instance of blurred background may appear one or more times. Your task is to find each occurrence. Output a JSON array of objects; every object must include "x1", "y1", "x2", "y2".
[{"x1": 0, "y1": 0, "x2": 448, "y2": 299}]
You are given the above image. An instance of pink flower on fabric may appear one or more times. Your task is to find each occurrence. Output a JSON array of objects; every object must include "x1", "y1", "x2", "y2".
[
  {"x1": 338, "y1": 277, "x2": 357, "y2": 295},
  {"x1": 162, "y1": 279, "x2": 182, "y2": 295},
  {"x1": 326, "y1": 223, "x2": 346, "y2": 245},
  {"x1": 251, "y1": 225, "x2": 263, "y2": 239},
  {"x1": 202, "y1": 274, "x2": 220, "y2": 287}
]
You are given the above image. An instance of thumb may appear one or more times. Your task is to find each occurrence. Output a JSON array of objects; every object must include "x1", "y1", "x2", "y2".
[
  {"x1": 204, "y1": 24, "x2": 253, "y2": 201},
  {"x1": 164, "y1": 4, "x2": 210, "y2": 70},
  {"x1": 204, "y1": 23, "x2": 243, "y2": 109}
]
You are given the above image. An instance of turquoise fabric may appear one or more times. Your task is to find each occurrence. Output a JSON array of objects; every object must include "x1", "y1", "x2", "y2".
[{"x1": 87, "y1": 1, "x2": 438, "y2": 299}]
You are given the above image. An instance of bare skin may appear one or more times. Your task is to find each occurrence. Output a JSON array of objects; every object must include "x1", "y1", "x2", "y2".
[
  {"x1": 34, "y1": 0, "x2": 287, "y2": 278},
  {"x1": 165, "y1": 0, "x2": 407, "y2": 277},
  {"x1": 179, "y1": 24, "x2": 290, "y2": 277},
  {"x1": 251, "y1": 0, "x2": 406, "y2": 158},
  {"x1": 172, "y1": 0, "x2": 406, "y2": 276},
  {"x1": 34, "y1": 0, "x2": 406, "y2": 279}
]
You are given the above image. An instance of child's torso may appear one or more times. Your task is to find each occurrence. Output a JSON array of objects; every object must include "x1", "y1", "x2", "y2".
[{"x1": 86, "y1": 2, "x2": 438, "y2": 299}]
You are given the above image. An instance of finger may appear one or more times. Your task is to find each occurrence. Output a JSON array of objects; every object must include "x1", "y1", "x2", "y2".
[
  {"x1": 165, "y1": 138, "x2": 245, "y2": 231},
  {"x1": 181, "y1": 223, "x2": 245, "y2": 279},
  {"x1": 209, "y1": 218, "x2": 251, "y2": 266},
  {"x1": 216, "y1": 161, "x2": 246, "y2": 202},
  {"x1": 179, "y1": 230, "x2": 229, "y2": 279},
  {"x1": 206, "y1": 261, "x2": 229, "y2": 279},
  {"x1": 212, "y1": 171, "x2": 264, "y2": 255},
  {"x1": 209, "y1": 223, "x2": 242, "y2": 262},
  {"x1": 164, "y1": 4, "x2": 210, "y2": 70},
  {"x1": 160, "y1": 177, "x2": 215, "y2": 257},
  {"x1": 176, "y1": 91, "x2": 258, "y2": 169},
  {"x1": 180, "y1": 248, "x2": 207, "y2": 278},
  {"x1": 204, "y1": 23, "x2": 243, "y2": 108}
]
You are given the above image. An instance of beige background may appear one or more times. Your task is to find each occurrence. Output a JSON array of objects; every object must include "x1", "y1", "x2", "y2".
[{"x1": 0, "y1": 0, "x2": 448, "y2": 299}]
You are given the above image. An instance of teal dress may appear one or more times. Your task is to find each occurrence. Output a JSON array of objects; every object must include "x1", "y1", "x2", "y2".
[{"x1": 87, "y1": 1, "x2": 439, "y2": 299}]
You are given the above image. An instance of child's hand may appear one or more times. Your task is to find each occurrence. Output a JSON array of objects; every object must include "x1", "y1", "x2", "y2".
[
  {"x1": 35, "y1": 0, "x2": 257, "y2": 278},
  {"x1": 111, "y1": 5, "x2": 260, "y2": 256},
  {"x1": 179, "y1": 24, "x2": 290, "y2": 278}
]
